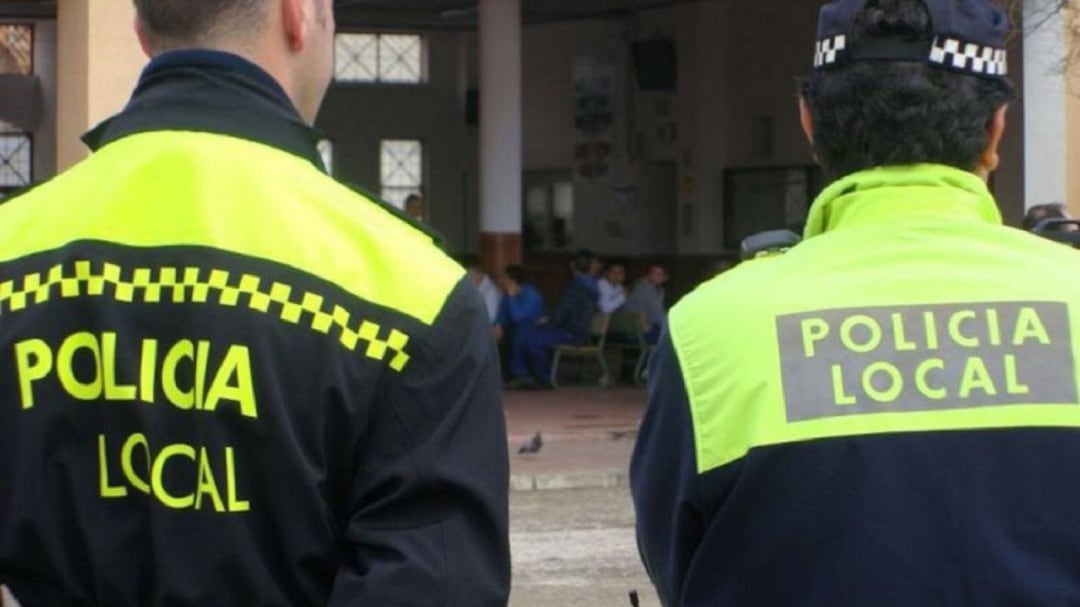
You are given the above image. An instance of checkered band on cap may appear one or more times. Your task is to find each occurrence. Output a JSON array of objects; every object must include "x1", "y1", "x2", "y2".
[
  {"x1": 814, "y1": 35, "x2": 847, "y2": 68},
  {"x1": 814, "y1": 0, "x2": 1010, "y2": 80},
  {"x1": 928, "y1": 36, "x2": 1007, "y2": 76},
  {"x1": 812, "y1": 34, "x2": 1007, "y2": 77}
]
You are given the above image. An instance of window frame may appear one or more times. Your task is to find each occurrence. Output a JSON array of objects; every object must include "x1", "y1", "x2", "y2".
[
  {"x1": 333, "y1": 31, "x2": 428, "y2": 86},
  {"x1": 379, "y1": 138, "x2": 425, "y2": 209},
  {"x1": 523, "y1": 169, "x2": 575, "y2": 253},
  {"x1": 0, "y1": 22, "x2": 34, "y2": 76},
  {"x1": 0, "y1": 130, "x2": 33, "y2": 192}
]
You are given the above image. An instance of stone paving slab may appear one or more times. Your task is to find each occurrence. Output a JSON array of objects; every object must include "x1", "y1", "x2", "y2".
[
  {"x1": 503, "y1": 387, "x2": 645, "y2": 492},
  {"x1": 504, "y1": 387, "x2": 646, "y2": 445},
  {"x1": 509, "y1": 434, "x2": 636, "y2": 492}
]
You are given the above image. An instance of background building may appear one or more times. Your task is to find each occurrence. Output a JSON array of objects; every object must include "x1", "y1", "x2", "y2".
[{"x1": 0, "y1": 0, "x2": 1076, "y2": 300}]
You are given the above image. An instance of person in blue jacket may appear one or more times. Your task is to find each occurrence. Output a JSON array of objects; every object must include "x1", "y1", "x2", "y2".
[
  {"x1": 494, "y1": 265, "x2": 544, "y2": 341},
  {"x1": 508, "y1": 250, "x2": 600, "y2": 388}
]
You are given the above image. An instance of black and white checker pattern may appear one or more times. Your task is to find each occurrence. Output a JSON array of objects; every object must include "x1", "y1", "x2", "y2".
[
  {"x1": 928, "y1": 36, "x2": 1007, "y2": 76},
  {"x1": 814, "y1": 35, "x2": 847, "y2": 68}
]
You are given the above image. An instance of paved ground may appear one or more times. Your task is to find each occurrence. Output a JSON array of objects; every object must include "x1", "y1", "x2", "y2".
[
  {"x1": 504, "y1": 388, "x2": 658, "y2": 605},
  {"x1": 509, "y1": 487, "x2": 660, "y2": 607},
  {"x1": 505, "y1": 387, "x2": 646, "y2": 492},
  {"x1": 504, "y1": 387, "x2": 645, "y2": 444}
]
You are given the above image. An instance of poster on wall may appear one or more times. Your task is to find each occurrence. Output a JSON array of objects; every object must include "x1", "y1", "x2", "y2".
[
  {"x1": 574, "y1": 141, "x2": 612, "y2": 181},
  {"x1": 573, "y1": 55, "x2": 615, "y2": 182}
]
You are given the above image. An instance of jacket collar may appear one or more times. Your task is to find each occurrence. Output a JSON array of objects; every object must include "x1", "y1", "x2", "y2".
[
  {"x1": 82, "y1": 50, "x2": 326, "y2": 172},
  {"x1": 804, "y1": 164, "x2": 1002, "y2": 239}
]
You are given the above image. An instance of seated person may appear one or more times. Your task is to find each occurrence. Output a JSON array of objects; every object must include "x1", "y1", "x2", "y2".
[
  {"x1": 404, "y1": 193, "x2": 425, "y2": 222},
  {"x1": 625, "y1": 263, "x2": 669, "y2": 344},
  {"x1": 1024, "y1": 202, "x2": 1077, "y2": 233},
  {"x1": 494, "y1": 265, "x2": 543, "y2": 341},
  {"x1": 508, "y1": 250, "x2": 600, "y2": 388},
  {"x1": 465, "y1": 261, "x2": 502, "y2": 324},
  {"x1": 597, "y1": 259, "x2": 628, "y2": 314}
]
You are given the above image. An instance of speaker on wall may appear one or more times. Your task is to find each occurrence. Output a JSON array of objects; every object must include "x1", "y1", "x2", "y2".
[{"x1": 632, "y1": 39, "x2": 677, "y2": 91}]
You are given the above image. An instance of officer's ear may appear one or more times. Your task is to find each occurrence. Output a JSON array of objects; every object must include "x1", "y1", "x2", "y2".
[
  {"x1": 133, "y1": 15, "x2": 153, "y2": 58},
  {"x1": 798, "y1": 95, "x2": 821, "y2": 165},
  {"x1": 977, "y1": 105, "x2": 1008, "y2": 178},
  {"x1": 798, "y1": 95, "x2": 814, "y2": 146},
  {"x1": 281, "y1": 0, "x2": 310, "y2": 53}
]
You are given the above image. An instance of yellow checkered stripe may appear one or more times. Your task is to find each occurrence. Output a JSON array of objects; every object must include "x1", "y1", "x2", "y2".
[{"x1": 0, "y1": 261, "x2": 411, "y2": 371}]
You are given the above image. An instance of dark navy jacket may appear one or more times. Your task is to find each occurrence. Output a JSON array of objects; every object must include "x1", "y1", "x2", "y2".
[
  {"x1": 551, "y1": 274, "x2": 599, "y2": 342},
  {"x1": 0, "y1": 51, "x2": 509, "y2": 606}
]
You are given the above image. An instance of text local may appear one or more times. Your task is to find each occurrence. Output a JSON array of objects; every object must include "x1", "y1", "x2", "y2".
[{"x1": 799, "y1": 307, "x2": 1052, "y2": 405}]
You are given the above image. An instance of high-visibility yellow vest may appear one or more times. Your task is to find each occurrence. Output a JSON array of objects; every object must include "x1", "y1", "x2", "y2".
[{"x1": 671, "y1": 164, "x2": 1080, "y2": 474}]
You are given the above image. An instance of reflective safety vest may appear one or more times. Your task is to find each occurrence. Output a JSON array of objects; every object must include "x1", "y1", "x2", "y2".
[
  {"x1": 0, "y1": 85, "x2": 508, "y2": 605},
  {"x1": 632, "y1": 164, "x2": 1080, "y2": 606}
]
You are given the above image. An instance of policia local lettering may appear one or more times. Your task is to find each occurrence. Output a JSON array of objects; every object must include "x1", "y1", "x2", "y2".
[
  {"x1": 13, "y1": 332, "x2": 256, "y2": 513},
  {"x1": 778, "y1": 302, "x2": 1077, "y2": 422},
  {"x1": 801, "y1": 306, "x2": 1046, "y2": 404}
]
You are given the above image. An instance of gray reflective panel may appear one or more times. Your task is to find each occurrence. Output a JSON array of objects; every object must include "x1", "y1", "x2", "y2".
[{"x1": 777, "y1": 302, "x2": 1078, "y2": 421}]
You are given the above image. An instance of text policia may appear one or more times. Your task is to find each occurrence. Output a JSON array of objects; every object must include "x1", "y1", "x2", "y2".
[
  {"x1": 778, "y1": 302, "x2": 1077, "y2": 421},
  {"x1": 13, "y1": 331, "x2": 257, "y2": 513}
]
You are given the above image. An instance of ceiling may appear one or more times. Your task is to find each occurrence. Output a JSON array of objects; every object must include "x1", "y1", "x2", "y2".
[
  {"x1": 0, "y1": 0, "x2": 55, "y2": 18},
  {"x1": 0, "y1": 0, "x2": 701, "y2": 28},
  {"x1": 334, "y1": 0, "x2": 695, "y2": 29}
]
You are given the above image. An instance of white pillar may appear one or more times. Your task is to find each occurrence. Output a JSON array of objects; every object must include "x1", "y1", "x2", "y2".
[
  {"x1": 478, "y1": 0, "x2": 522, "y2": 269},
  {"x1": 1022, "y1": 0, "x2": 1067, "y2": 209}
]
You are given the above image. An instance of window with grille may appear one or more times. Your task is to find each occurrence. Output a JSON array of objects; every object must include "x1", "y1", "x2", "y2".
[
  {"x1": 0, "y1": 120, "x2": 31, "y2": 191},
  {"x1": 0, "y1": 24, "x2": 33, "y2": 75},
  {"x1": 524, "y1": 170, "x2": 575, "y2": 251},
  {"x1": 334, "y1": 33, "x2": 425, "y2": 84},
  {"x1": 380, "y1": 139, "x2": 423, "y2": 208}
]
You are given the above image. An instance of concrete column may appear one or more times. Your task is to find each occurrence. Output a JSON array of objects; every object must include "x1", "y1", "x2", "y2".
[
  {"x1": 478, "y1": 0, "x2": 523, "y2": 274},
  {"x1": 56, "y1": 0, "x2": 145, "y2": 171},
  {"x1": 1022, "y1": 0, "x2": 1068, "y2": 210}
]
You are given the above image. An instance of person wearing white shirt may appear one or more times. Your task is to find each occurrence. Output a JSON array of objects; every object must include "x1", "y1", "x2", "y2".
[
  {"x1": 597, "y1": 259, "x2": 628, "y2": 314},
  {"x1": 467, "y1": 263, "x2": 502, "y2": 323}
]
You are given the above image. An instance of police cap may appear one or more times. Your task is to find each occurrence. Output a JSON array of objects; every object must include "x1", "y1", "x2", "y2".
[{"x1": 813, "y1": 0, "x2": 1009, "y2": 79}]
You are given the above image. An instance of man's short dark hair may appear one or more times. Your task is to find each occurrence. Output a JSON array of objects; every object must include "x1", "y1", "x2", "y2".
[
  {"x1": 572, "y1": 249, "x2": 597, "y2": 274},
  {"x1": 1024, "y1": 203, "x2": 1069, "y2": 231},
  {"x1": 802, "y1": 0, "x2": 1015, "y2": 180},
  {"x1": 133, "y1": 0, "x2": 266, "y2": 50},
  {"x1": 605, "y1": 258, "x2": 627, "y2": 272},
  {"x1": 459, "y1": 254, "x2": 480, "y2": 270},
  {"x1": 504, "y1": 265, "x2": 528, "y2": 285}
]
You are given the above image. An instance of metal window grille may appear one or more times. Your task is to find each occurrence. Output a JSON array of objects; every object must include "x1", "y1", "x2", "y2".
[
  {"x1": 0, "y1": 120, "x2": 31, "y2": 188},
  {"x1": 380, "y1": 139, "x2": 423, "y2": 207},
  {"x1": 334, "y1": 33, "x2": 378, "y2": 82},
  {"x1": 334, "y1": 33, "x2": 424, "y2": 84},
  {"x1": 0, "y1": 24, "x2": 32, "y2": 75},
  {"x1": 377, "y1": 35, "x2": 422, "y2": 83}
]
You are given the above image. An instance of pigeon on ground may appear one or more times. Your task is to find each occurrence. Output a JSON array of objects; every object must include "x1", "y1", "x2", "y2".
[
  {"x1": 629, "y1": 590, "x2": 640, "y2": 606},
  {"x1": 518, "y1": 432, "x2": 543, "y2": 454}
]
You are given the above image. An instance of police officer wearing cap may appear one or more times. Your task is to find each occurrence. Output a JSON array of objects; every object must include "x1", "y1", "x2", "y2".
[
  {"x1": 0, "y1": 1, "x2": 509, "y2": 605},
  {"x1": 632, "y1": 0, "x2": 1080, "y2": 605}
]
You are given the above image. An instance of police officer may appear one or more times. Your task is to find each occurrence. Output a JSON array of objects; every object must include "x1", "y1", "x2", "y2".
[
  {"x1": 632, "y1": 0, "x2": 1080, "y2": 605},
  {"x1": 0, "y1": 1, "x2": 509, "y2": 605}
]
